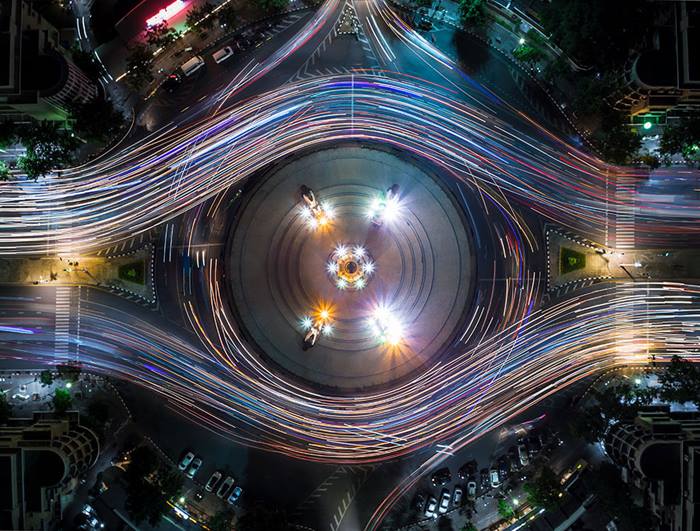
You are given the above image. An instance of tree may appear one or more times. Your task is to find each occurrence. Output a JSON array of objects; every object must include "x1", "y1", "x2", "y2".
[
  {"x1": 524, "y1": 466, "x2": 561, "y2": 510},
  {"x1": 0, "y1": 121, "x2": 20, "y2": 149},
  {"x1": 659, "y1": 116, "x2": 700, "y2": 165},
  {"x1": 70, "y1": 45, "x2": 100, "y2": 81},
  {"x1": 68, "y1": 97, "x2": 125, "y2": 142},
  {"x1": 57, "y1": 362, "x2": 81, "y2": 382},
  {"x1": 238, "y1": 502, "x2": 292, "y2": 531},
  {"x1": 208, "y1": 510, "x2": 235, "y2": 531},
  {"x1": 0, "y1": 161, "x2": 10, "y2": 181},
  {"x1": 458, "y1": 0, "x2": 487, "y2": 27},
  {"x1": 497, "y1": 498, "x2": 515, "y2": 520},
  {"x1": 186, "y1": 2, "x2": 215, "y2": 34},
  {"x1": 124, "y1": 447, "x2": 183, "y2": 527},
  {"x1": 512, "y1": 44, "x2": 544, "y2": 64},
  {"x1": 145, "y1": 22, "x2": 178, "y2": 49},
  {"x1": 541, "y1": 0, "x2": 655, "y2": 69},
  {"x1": 39, "y1": 370, "x2": 54, "y2": 386},
  {"x1": 594, "y1": 109, "x2": 641, "y2": 165},
  {"x1": 0, "y1": 392, "x2": 12, "y2": 424},
  {"x1": 217, "y1": 5, "x2": 238, "y2": 29},
  {"x1": 125, "y1": 44, "x2": 153, "y2": 91},
  {"x1": 17, "y1": 121, "x2": 79, "y2": 179},
  {"x1": 658, "y1": 355, "x2": 700, "y2": 406},
  {"x1": 255, "y1": 0, "x2": 288, "y2": 13},
  {"x1": 461, "y1": 524, "x2": 477, "y2": 531},
  {"x1": 52, "y1": 388, "x2": 73, "y2": 414}
]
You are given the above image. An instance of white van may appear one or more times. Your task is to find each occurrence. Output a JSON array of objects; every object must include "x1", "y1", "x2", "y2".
[
  {"x1": 212, "y1": 46, "x2": 234, "y2": 64},
  {"x1": 181, "y1": 55, "x2": 205, "y2": 77}
]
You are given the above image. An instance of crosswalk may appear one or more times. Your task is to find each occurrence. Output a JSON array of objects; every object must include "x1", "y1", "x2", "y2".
[
  {"x1": 54, "y1": 286, "x2": 73, "y2": 361},
  {"x1": 614, "y1": 174, "x2": 636, "y2": 250}
]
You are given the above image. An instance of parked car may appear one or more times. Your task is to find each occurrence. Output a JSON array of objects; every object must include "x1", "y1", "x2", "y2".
[
  {"x1": 424, "y1": 496, "x2": 438, "y2": 518},
  {"x1": 185, "y1": 457, "x2": 202, "y2": 479},
  {"x1": 453, "y1": 486, "x2": 463, "y2": 506},
  {"x1": 178, "y1": 452, "x2": 195, "y2": 471},
  {"x1": 431, "y1": 467, "x2": 451, "y2": 487},
  {"x1": 216, "y1": 476, "x2": 235, "y2": 498},
  {"x1": 438, "y1": 488, "x2": 450, "y2": 514},
  {"x1": 162, "y1": 73, "x2": 182, "y2": 93},
  {"x1": 518, "y1": 444, "x2": 529, "y2": 466},
  {"x1": 467, "y1": 480, "x2": 477, "y2": 500},
  {"x1": 212, "y1": 46, "x2": 235, "y2": 64},
  {"x1": 489, "y1": 468, "x2": 501, "y2": 488},
  {"x1": 227, "y1": 485, "x2": 243, "y2": 504},
  {"x1": 205, "y1": 471, "x2": 222, "y2": 492},
  {"x1": 414, "y1": 492, "x2": 426, "y2": 512},
  {"x1": 180, "y1": 55, "x2": 205, "y2": 77},
  {"x1": 457, "y1": 460, "x2": 477, "y2": 480}
]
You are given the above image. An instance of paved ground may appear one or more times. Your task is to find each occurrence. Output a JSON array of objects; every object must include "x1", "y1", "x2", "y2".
[{"x1": 227, "y1": 146, "x2": 475, "y2": 390}]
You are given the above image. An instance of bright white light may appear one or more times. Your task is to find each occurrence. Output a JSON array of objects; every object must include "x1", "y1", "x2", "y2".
[
  {"x1": 320, "y1": 310, "x2": 329, "y2": 320},
  {"x1": 634, "y1": 378, "x2": 642, "y2": 385},
  {"x1": 382, "y1": 197, "x2": 401, "y2": 222},
  {"x1": 355, "y1": 277, "x2": 366, "y2": 290},
  {"x1": 322, "y1": 324, "x2": 333, "y2": 335},
  {"x1": 353, "y1": 245, "x2": 366, "y2": 259},
  {"x1": 363, "y1": 261, "x2": 375, "y2": 274},
  {"x1": 301, "y1": 316, "x2": 313, "y2": 330},
  {"x1": 321, "y1": 203, "x2": 334, "y2": 220},
  {"x1": 336, "y1": 279, "x2": 347, "y2": 290},
  {"x1": 335, "y1": 244, "x2": 348, "y2": 257},
  {"x1": 369, "y1": 306, "x2": 403, "y2": 346},
  {"x1": 301, "y1": 206, "x2": 312, "y2": 219},
  {"x1": 327, "y1": 261, "x2": 338, "y2": 274}
]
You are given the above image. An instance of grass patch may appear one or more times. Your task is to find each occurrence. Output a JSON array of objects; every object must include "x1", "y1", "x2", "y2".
[
  {"x1": 118, "y1": 261, "x2": 145, "y2": 285},
  {"x1": 560, "y1": 247, "x2": 586, "y2": 274}
]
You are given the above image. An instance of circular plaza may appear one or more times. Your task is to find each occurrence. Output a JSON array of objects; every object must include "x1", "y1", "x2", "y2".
[{"x1": 227, "y1": 146, "x2": 475, "y2": 391}]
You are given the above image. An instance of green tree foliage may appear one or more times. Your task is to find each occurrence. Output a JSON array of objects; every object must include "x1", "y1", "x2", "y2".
[
  {"x1": 589, "y1": 463, "x2": 658, "y2": 531},
  {"x1": 512, "y1": 44, "x2": 544, "y2": 64},
  {"x1": 0, "y1": 161, "x2": 10, "y2": 181},
  {"x1": 68, "y1": 97, "x2": 125, "y2": 142},
  {"x1": 541, "y1": 0, "x2": 655, "y2": 69},
  {"x1": 217, "y1": 5, "x2": 238, "y2": 28},
  {"x1": 658, "y1": 355, "x2": 700, "y2": 405},
  {"x1": 124, "y1": 446, "x2": 183, "y2": 527},
  {"x1": 497, "y1": 498, "x2": 515, "y2": 520},
  {"x1": 524, "y1": 466, "x2": 561, "y2": 510},
  {"x1": 125, "y1": 44, "x2": 153, "y2": 91},
  {"x1": 594, "y1": 109, "x2": 641, "y2": 165},
  {"x1": 40, "y1": 370, "x2": 54, "y2": 386},
  {"x1": 17, "y1": 121, "x2": 79, "y2": 179},
  {"x1": 52, "y1": 388, "x2": 73, "y2": 414},
  {"x1": 145, "y1": 22, "x2": 179, "y2": 49},
  {"x1": 186, "y1": 2, "x2": 216, "y2": 34},
  {"x1": 208, "y1": 510, "x2": 235, "y2": 531},
  {"x1": 57, "y1": 362, "x2": 81, "y2": 382},
  {"x1": 461, "y1": 524, "x2": 477, "y2": 531},
  {"x1": 659, "y1": 116, "x2": 700, "y2": 165},
  {"x1": 0, "y1": 121, "x2": 19, "y2": 149},
  {"x1": 238, "y1": 502, "x2": 292, "y2": 531},
  {"x1": 70, "y1": 45, "x2": 100, "y2": 81},
  {"x1": 0, "y1": 392, "x2": 12, "y2": 424},
  {"x1": 254, "y1": 0, "x2": 288, "y2": 12},
  {"x1": 458, "y1": 0, "x2": 487, "y2": 27}
]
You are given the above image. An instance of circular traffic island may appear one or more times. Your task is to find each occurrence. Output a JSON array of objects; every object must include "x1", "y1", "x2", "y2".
[{"x1": 227, "y1": 146, "x2": 475, "y2": 391}]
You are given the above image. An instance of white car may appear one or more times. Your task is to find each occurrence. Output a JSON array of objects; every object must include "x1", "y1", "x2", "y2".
[
  {"x1": 489, "y1": 468, "x2": 501, "y2": 488},
  {"x1": 185, "y1": 457, "x2": 202, "y2": 479},
  {"x1": 212, "y1": 46, "x2": 235, "y2": 64},
  {"x1": 178, "y1": 452, "x2": 195, "y2": 471},
  {"x1": 424, "y1": 496, "x2": 438, "y2": 518},
  {"x1": 438, "y1": 488, "x2": 450, "y2": 514},
  {"x1": 453, "y1": 486, "x2": 463, "y2": 506},
  {"x1": 216, "y1": 476, "x2": 235, "y2": 498},
  {"x1": 518, "y1": 444, "x2": 529, "y2": 466},
  {"x1": 205, "y1": 471, "x2": 222, "y2": 492},
  {"x1": 467, "y1": 480, "x2": 477, "y2": 500}
]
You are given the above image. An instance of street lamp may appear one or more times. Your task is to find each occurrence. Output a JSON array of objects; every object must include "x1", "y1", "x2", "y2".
[
  {"x1": 519, "y1": 37, "x2": 525, "y2": 45},
  {"x1": 643, "y1": 121, "x2": 652, "y2": 130}
]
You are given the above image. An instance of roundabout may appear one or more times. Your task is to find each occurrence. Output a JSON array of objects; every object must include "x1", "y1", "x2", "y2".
[{"x1": 227, "y1": 146, "x2": 476, "y2": 391}]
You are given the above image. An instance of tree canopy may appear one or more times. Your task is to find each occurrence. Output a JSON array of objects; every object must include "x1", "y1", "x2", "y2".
[
  {"x1": 68, "y1": 97, "x2": 125, "y2": 142},
  {"x1": 458, "y1": 0, "x2": 487, "y2": 27},
  {"x1": 660, "y1": 115, "x2": 700, "y2": 165},
  {"x1": 125, "y1": 44, "x2": 153, "y2": 91},
  {"x1": 524, "y1": 466, "x2": 561, "y2": 510},
  {"x1": 52, "y1": 388, "x2": 73, "y2": 414},
  {"x1": 17, "y1": 121, "x2": 79, "y2": 179},
  {"x1": 541, "y1": 0, "x2": 655, "y2": 69}
]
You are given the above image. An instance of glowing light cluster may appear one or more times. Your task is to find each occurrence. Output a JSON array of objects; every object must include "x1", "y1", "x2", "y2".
[
  {"x1": 300, "y1": 202, "x2": 335, "y2": 230},
  {"x1": 328, "y1": 244, "x2": 374, "y2": 290},
  {"x1": 368, "y1": 305, "x2": 404, "y2": 346}
]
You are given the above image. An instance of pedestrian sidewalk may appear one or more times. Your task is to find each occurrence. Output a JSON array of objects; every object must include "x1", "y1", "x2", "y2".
[{"x1": 0, "y1": 246, "x2": 155, "y2": 302}]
